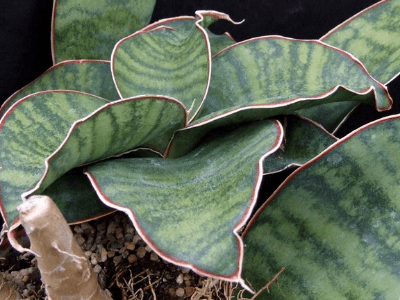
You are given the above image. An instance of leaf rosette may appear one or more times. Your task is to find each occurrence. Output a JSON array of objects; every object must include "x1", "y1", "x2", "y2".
[{"x1": 1, "y1": 0, "x2": 400, "y2": 292}]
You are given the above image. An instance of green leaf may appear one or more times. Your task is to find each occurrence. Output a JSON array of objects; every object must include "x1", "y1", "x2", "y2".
[
  {"x1": 196, "y1": 36, "x2": 392, "y2": 120},
  {"x1": 0, "y1": 60, "x2": 119, "y2": 120},
  {"x1": 207, "y1": 30, "x2": 235, "y2": 56},
  {"x1": 52, "y1": 0, "x2": 156, "y2": 62},
  {"x1": 295, "y1": 100, "x2": 358, "y2": 133},
  {"x1": 41, "y1": 168, "x2": 113, "y2": 224},
  {"x1": 321, "y1": 0, "x2": 400, "y2": 84},
  {"x1": 35, "y1": 96, "x2": 187, "y2": 198},
  {"x1": 168, "y1": 91, "x2": 385, "y2": 159},
  {"x1": 112, "y1": 12, "x2": 216, "y2": 121},
  {"x1": 242, "y1": 114, "x2": 400, "y2": 299},
  {"x1": 0, "y1": 91, "x2": 107, "y2": 227},
  {"x1": 85, "y1": 119, "x2": 283, "y2": 280},
  {"x1": 263, "y1": 115, "x2": 337, "y2": 174},
  {"x1": 112, "y1": 11, "x2": 241, "y2": 121}
]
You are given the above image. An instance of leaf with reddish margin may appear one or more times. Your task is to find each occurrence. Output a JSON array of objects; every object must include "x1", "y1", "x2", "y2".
[
  {"x1": 85, "y1": 119, "x2": 282, "y2": 282},
  {"x1": 242, "y1": 114, "x2": 400, "y2": 298},
  {"x1": 0, "y1": 60, "x2": 119, "y2": 120},
  {"x1": 299, "y1": 0, "x2": 400, "y2": 132},
  {"x1": 112, "y1": 11, "x2": 241, "y2": 122},
  {"x1": 263, "y1": 115, "x2": 338, "y2": 174},
  {"x1": 321, "y1": 0, "x2": 400, "y2": 85}
]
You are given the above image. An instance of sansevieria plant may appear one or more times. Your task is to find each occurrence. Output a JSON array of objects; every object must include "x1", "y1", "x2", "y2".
[{"x1": 1, "y1": 0, "x2": 400, "y2": 298}]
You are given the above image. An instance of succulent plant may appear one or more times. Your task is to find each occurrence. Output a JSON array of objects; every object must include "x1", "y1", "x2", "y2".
[{"x1": 1, "y1": 0, "x2": 400, "y2": 298}]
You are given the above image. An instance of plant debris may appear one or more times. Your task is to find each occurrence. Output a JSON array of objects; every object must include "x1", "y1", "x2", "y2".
[{"x1": 0, "y1": 211, "x2": 252, "y2": 299}]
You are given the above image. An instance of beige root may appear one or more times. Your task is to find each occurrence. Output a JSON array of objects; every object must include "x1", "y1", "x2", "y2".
[
  {"x1": 17, "y1": 195, "x2": 112, "y2": 300},
  {"x1": 0, "y1": 275, "x2": 21, "y2": 300}
]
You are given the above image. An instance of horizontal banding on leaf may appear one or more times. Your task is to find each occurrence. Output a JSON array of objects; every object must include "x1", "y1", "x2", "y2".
[
  {"x1": 0, "y1": 59, "x2": 117, "y2": 120},
  {"x1": 204, "y1": 35, "x2": 392, "y2": 117},
  {"x1": 22, "y1": 95, "x2": 187, "y2": 201},
  {"x1": 0, "y1": 90, "x2": 109, "y2": 230},
  {"x1": 244, "y1": 113, "x2": 400, "y2": 236},
  {"x1": 112, "y1": 12, "x2": 235, "y2": 122},
  {"x1": 51, "y1": 0, "x2": 156, "y2": 62},
  {"x1": 167, "y1": 84, "x2": 383, "y2": 158},
  {"x1": 242, "y1": 113, "x2": 400, "y2": 297},
  {"x1": 321, "y1": 0, "x2": 400, "y2": 85},
  {"x1": 85, "y1": 119, "x2": 283, "y2": 287}
]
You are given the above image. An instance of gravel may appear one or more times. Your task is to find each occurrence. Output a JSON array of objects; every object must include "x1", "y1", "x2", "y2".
[{"x1": 0, "y1": 211, "x2": 243, "y2": 299}]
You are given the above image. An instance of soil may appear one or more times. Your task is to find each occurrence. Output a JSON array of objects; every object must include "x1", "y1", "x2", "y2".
[{"x1": 0, "y1": 211, "x2": 246, "y2": 300}]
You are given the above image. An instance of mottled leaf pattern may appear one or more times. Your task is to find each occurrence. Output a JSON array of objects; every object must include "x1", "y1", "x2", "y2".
[
  {"x1": 298, "y1": 0, "x2": 400, "y2": 132},
  {"x1": 0, "y1": 60, "x2": 119, "y2": 120},
  {"x1": 36, "y1": 96, "x2": 186, "y2": 195},
  {"x1": 168, "y1": 87, "x2": 382, "y2": 158},
  {"x1": 243, "y1": 114, "x2": 400, "y2": 299},
  {"x1": 52, "y1": 0, "x2": 156, "y2": 62},
  {"x1": 86, "y1": 120, "x2": 282, "y2": 279},
  {"x1": 322, "y1": 0, "x2": 400, "y2": 84},
  {"x1": 197, "y1": 36, "x2": 391, "y2": 119},
  {"x1": 112, "y1": 19, "x2": 210, "y2": 121},
  {"x1": 0, "y1": 91, "x2": 107, "y2": 225}
]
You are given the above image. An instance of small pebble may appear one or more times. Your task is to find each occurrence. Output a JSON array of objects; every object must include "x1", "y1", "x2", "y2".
[
  {"x1": 185, "y1": 287, "x2": 196, "y2": 297},
  {"x1": 107, "y1": 221, "x2": 118, "y2": 236},
  {"x1": 132, "y1": 234, "x2": 141, "y2": 244},
  {"x1": 101, "y1": 248, "x2": 108, "y2": 262},
  {"x1": 183, "y1": 274, "x2": 191, "y2": 281},
  {"x1": 176, "y1": 287, "x2": 185, "y2": 297},
  {"x1": 137, "y1": 246, "x2": 146, "y2": 258},
  {"x1": 126, "y1": 242, "x2": 135, "y2": 251},
  {"x1": 90, "y1": 253, "x2": 98, "y2": 265},
  {"x1": 98, "y1": 272, "x2": 107, "y2": 290},
  {"x1": 84, "y1": 251, "x2": 92, "y2": 257},
  {"x1": 116, "y1": 232, "x2": 124, "y2": 240},
  {"x1": 185, "y1": 280, "x2": 191, "y2": 287},
  {"x1": 20, "y1": 268, "x2": 30, "y2": 276},
  {"x1": 145, "y1": 245, "x2": 152, "y2": 252},
  {"x1": 81, "y1": 222, "x2": 95, "y2": 234},
  {"x1": 22, "y1": 275, "x2": 29, "y2": 283},
  {"x1": 128, "y1": 254, "x2": 137, "y2": 263},
  {"x1": 150, "y1": 252, "x2": 159, "y2": 261},
  {"x1": 176, "y1": 274, "x2": 184, "y2": 284},
  {"x1": 125, "y1": 234, "x2": 134, "y2": 242},
  {"x1": 168, "y1": 288, "x2": 175, "y2": 297},
  {"x1": 85, "y1": 236, "x2": 95, "y2": 250},
  {"x1": 113, "y1": 255, "x2": 122, "y2": 265},
  {"x1": 93, "y1": 264, "x2": 102, "y2": 274},
  {"x1": 22, "y1": 289, "x2": 29, "y2": 297},
  {"x1": 73, "y1": 226, "x2": 84, "y2": 234},
  {"x1": 122, "y1": 250, "x2": 129, "y2": 258},
  {"x1": 108, "y1": 250, "x2": 116, "y2": 258},
  {"x1": 119, "y1": 246, "x2": 127, "y2": 254},
  {"x1": 75, "y1": 235, "x2": 85, "y2": 246}
]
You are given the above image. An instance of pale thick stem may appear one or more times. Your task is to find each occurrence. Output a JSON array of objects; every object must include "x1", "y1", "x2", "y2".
[
  {"x1": 0, "y1": 275, "x2": 21, "y2": 300},
  {"x1": 17, "y1": 195, "x2": 112, "y2": 300}
]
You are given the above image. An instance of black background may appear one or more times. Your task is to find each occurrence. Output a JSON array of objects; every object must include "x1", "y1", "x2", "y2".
[{"x1": 0, "y1": 0, "x2": 399, "y2": 135}]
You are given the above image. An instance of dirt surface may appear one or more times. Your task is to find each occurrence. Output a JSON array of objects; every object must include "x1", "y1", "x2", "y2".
[{"x1": 0, "y1": 211, "x2": 249, "y2": 299}]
